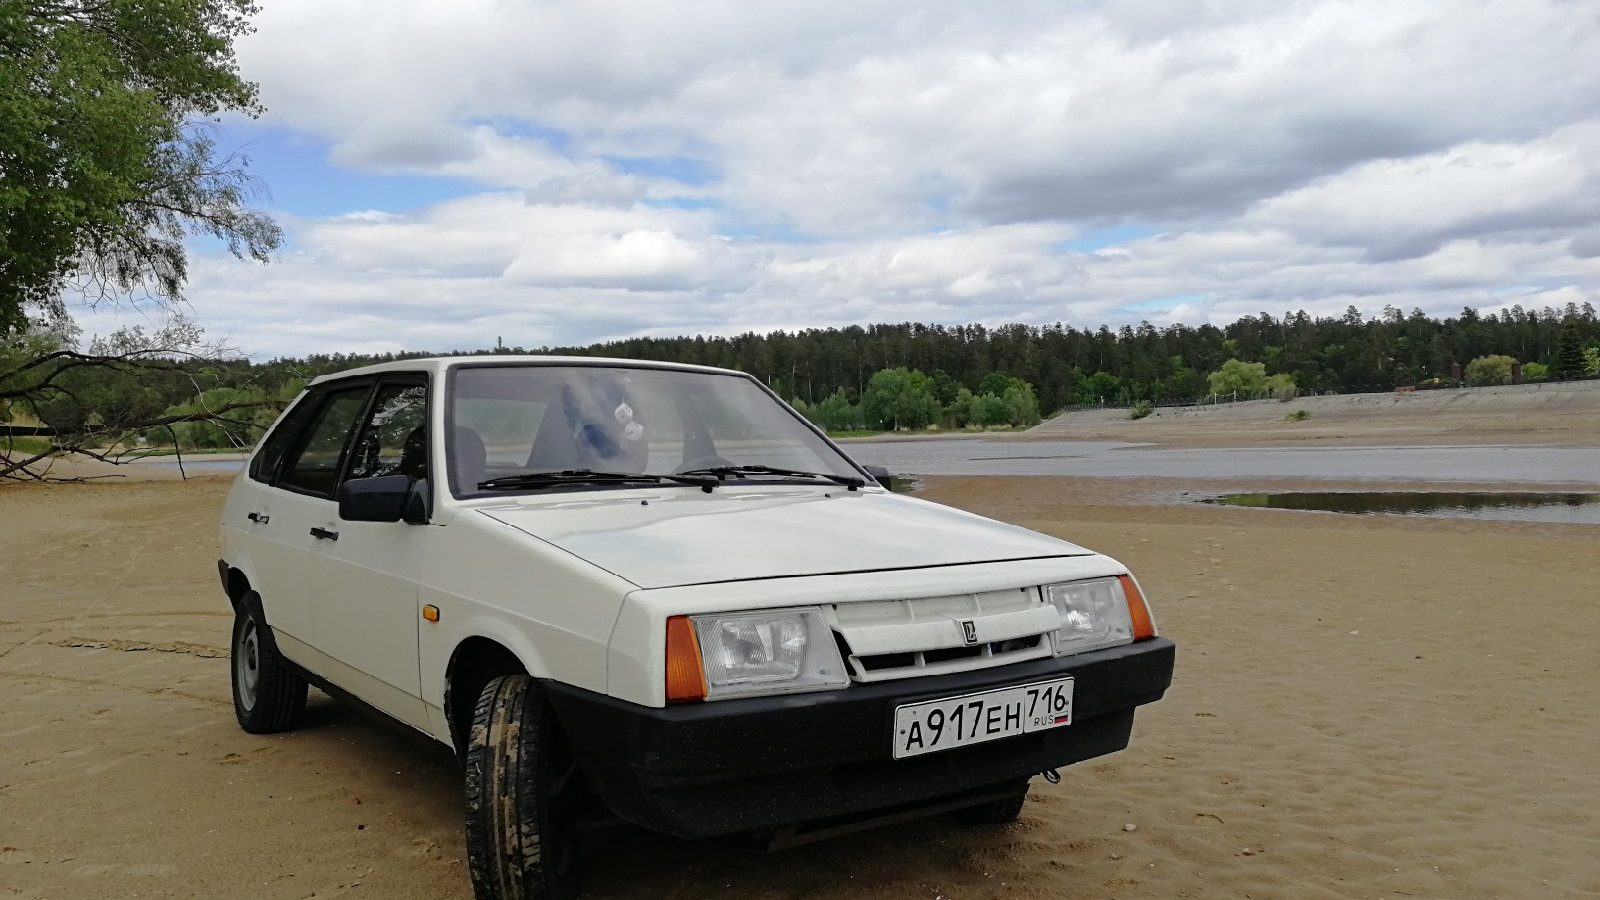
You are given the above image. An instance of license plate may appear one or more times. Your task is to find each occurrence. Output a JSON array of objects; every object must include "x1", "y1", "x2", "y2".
[{"x1": 891, "y1": 677, "x2": 1073, "y2": 759}]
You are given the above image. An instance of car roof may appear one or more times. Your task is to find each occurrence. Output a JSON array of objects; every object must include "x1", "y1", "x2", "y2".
[{"x1": 306, "y1": 355, "x2": 745, "y2": 386}]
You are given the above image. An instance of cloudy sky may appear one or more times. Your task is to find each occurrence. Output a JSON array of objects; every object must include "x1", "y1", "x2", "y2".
[{"x1": 80, "y1": 0, "x2": 1600, "y2": 359}]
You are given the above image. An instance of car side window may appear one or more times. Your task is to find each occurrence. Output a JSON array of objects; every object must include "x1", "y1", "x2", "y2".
[
  {"x1": 276, "y1": 387, "x2": 372, "y2": 497},
  {"x1": 346, "y1": 382, "x2": 429, "y2": 481},
  {"x1": 249, "y1": 392, "x2": 319, "y2": 484}
]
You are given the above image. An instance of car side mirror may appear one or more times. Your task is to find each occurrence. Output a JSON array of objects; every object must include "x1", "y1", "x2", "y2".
[
  {"x1": 862, "y1": 465, "x2": 893, "y2": 490},
  {"x1": 339, "y1": 475, "x2": 430, "y2": 524}
]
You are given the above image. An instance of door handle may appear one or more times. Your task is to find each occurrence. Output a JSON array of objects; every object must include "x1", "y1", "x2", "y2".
[
  {"x1": 309, "y1": 527, "x2": 339, "y2": 541},
  {"x1": 247, "y1": 512, "x2": 270, "y2": 524}
]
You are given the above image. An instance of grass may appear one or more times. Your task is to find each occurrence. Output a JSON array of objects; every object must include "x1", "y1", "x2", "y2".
[
  {"x1": 120, "y1": 445, "x2": 249, "y2": 457},
  {"x1": 1128, "y1": 400, "x2": 1154, "y2": 420},
  {"x1": 1, "y1": 436, "x2": 54, "y2": 456},
  {"x1": 1285, "y1": 409, "x2": 1311, "y2": 422}
]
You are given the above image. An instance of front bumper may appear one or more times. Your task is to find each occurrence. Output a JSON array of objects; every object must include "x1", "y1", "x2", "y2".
[{"x1": 546, "y1": 636, "x2": 1175, "y2": 839}]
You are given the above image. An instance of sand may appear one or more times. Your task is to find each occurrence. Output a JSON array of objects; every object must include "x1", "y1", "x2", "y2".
[
  {"x1": 3, "y1": 391, "x2": 1599, "y2": 899},
  {"x1": 1026, "y1": 379, "x2": 1600, "y2": 448}
]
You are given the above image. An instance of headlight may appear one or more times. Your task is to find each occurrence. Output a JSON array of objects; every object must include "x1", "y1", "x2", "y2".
[
  {"x1": 683, "y1": 607, "x2": 849, "y2": 700},
  {"x1": 1045, "y1": 578, "x2": 1136, "y2": 656}
]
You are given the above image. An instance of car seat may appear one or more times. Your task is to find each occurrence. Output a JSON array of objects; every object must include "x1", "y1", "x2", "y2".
[{"x1": 452, "y1": 425, "x2": 487, "y2": 492}]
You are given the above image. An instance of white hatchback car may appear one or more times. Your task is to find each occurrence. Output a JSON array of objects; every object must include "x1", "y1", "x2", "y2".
[{"x1": 217, "y1": 356, "x2": 1175, "y2": 900}]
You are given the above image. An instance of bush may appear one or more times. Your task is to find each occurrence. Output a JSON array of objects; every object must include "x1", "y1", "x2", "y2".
[
  {"x1": 1208, "y1": 359, "x2": 1268, "y2": 394},
  {"x1": 1266, "y1": 373, "x2": 1297, "y2": 400},
  {"x1": 1128, "y1": 400, "x2": 1154, "y2": 420},
  {"x1": 1464, "y1": 355, "x2": 1517, "y2": 384},
  {"x1": 1285, "y1": 409, "x2": 1311, "y2": 422},
  {"x1": 793, "y1": 389, "x2": 864, "y2": 432},
  {"x1": 861, "y1": 368, "x2": 942, "y2": 431}
]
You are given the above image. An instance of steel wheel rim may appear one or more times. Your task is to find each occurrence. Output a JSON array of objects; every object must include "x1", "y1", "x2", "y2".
[{"x1": 235, "y1": 617, "x2": 261, "y2": 712}]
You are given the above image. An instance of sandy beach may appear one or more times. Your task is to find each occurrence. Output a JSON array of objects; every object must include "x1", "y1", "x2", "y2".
[{"x1": 3, "y1": 389, "x2": 1598, "y2": 899}]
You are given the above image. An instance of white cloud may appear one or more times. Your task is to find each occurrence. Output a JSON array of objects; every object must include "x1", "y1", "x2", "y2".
[{"x1": 83, "y1": 0, "x2": 1600, "y2": 356}]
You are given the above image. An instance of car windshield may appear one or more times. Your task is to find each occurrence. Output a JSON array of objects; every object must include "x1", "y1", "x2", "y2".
[{"x1": 447, "y1": 364, "x2": 866, "y2": 496}]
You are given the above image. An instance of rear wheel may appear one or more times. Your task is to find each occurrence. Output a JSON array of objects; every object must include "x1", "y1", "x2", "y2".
[
  {"x1": 463, "y1": 675, "x2": 583, "y2": 900},
  {"x1": 230, "y1": 592, "x2": 308, "y2": 734},
  {"x1": 956, "y1": 781, "x2": 1031, "y2": 824}
]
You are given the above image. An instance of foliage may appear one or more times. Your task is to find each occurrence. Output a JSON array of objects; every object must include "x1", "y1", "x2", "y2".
[
  {"x1": 1584, "y1": 345, "x2": 1600, "y2": 377},
  {"x1": 947, "y1": 387, "x2": 1005, "y2": 427},
  {"x1": 228, "y1": 303, "x2": 1599, "y2": 417},
  {"x1": 156, "y1": 384, "x2": 288, "y2": 449},
  {"x1": 1285, "y1": 409, "x2": 1311, "y2": 422},
  {"x1": 0, "y1": 315, "x2": 284, "y2": 480},
  {"x1": 943, "y1": 377, "x2": 1040, "y2": 429},
  {"x1": 1208, "y1": 358, "x2": 1269, "y2": 395},
  {"x1": 1522, "y1": 362, "x2": 1549, "y2": 381},
  {"x1": 1553, "y1": 317, "x2": 1586, "y2": 377},
  {"x1": 789, "y1": 388, "x2": 862, "y2": 432},
  {"x1": 11, "y1": 303, "x2": 1600, "y2": 473},
  {"x1": 0, "y1": 0, "x2": 280, "y2": 333},
  {"x1": 1128, "y1": 400, "x2": 1153, "y2": 420},
  {"x1": 860, "y1": 367, "x2": 942, "y2": 430},
  {"x1": 1464, "y1": 354, "x2": 1517, "y2": 384}
]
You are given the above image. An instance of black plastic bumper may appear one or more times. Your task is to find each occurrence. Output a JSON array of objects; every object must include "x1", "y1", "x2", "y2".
[{"x1": 545, "y1": 637, "x2": 1175, "y2": 839}]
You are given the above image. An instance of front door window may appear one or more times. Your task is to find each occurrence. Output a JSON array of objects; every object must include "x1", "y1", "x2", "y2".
[{"x1": 346, "y1": 383, "x2": 429, "y2": 481}]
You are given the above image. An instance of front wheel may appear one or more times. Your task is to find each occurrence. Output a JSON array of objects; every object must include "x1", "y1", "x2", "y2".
[
  {"x1": 230, "y1": 593, "x2": 308, "y2": 734},
  {"x1": 463, "y1": 675, "x2": 582, "y2": 900}
]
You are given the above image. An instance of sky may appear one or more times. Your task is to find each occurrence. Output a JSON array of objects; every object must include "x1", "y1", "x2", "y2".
[{"x1": 77, "y1": 0, "x2": 1600, "y2": 359}]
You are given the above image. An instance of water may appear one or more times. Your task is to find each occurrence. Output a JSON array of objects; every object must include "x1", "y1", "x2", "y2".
[
  {"x1": 139, "y1": 438, "x2": 1600, "y2": 494},
  {"x1": 1207, "y1": 491, "x2": 1600, "y2": 525},
  {"x1": 128, "y1": 456, "x2": 246, "y2": 472},
  {"x1": 843, "y1": 439, "x2": 1600, "y2": 484}
]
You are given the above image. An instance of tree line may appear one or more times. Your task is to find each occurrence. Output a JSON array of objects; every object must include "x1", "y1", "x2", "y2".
[
  {"x1": 252, "y1": 301, "x2": 1600, "y2": 411},
  {"x1": 8, "y1": 304, "x2": 1600, "y2": 464}
]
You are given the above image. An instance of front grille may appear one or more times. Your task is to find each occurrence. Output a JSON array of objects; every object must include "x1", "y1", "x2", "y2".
[{"x1": 829, "y1": 590, "x2": 1059, "y2": 683}]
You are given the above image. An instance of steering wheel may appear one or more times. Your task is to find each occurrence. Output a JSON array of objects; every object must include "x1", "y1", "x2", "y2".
[{"x1": 673, "y1": 455, "x2": 735, "y2": 475}]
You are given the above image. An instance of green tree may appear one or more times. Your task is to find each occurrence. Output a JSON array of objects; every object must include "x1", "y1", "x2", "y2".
[
  {"x1": 1081, "y1": 371, "x2": 1121, "y2": 404},
  {"x1": 1207, "y1": 359, "x2": 1269, "y2": 394},
  {"x1": 1553, "y1": 317, "x2": 1585, "y2": 377},
  {"x1": 1000, "y1": 381, "x2": 1041, "y2": 426},
  {"x1": 1, "y1": 0, "x2": 280, "y2": 333},
  {"x1": 1464, "y1": 354, "x2": 1517, "y2": 384},
  {"x1": 977, "y1": 371, "x2": 1016, "y2": 397},
  {"x1": 860, "y1": 367, "x2": 942, "y2": 431},
  {"x1": 1583, "y1": 345, "x2": 1600, "y2": 377}
]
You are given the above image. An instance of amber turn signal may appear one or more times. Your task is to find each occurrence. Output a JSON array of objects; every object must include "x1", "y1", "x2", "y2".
[
  {"x1": 422, "y1": 604, "x2": 440, "y2": 623},
  {"x1": 1118, "y1": 575, "x2": 1156, "y2": 640},
  {"x1": 665, "y1": 615, "x2": 707, "y2": 702}
]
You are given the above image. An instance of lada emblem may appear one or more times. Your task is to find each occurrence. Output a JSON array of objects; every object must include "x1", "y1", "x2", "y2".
[{"x1": 960, "y1": 619, "x2": 978, "y2": 645}]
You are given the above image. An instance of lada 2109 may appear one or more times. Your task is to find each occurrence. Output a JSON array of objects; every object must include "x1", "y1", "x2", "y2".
[{"x1": 216, "y1": 356, "x2": 1176, "y2": 900}]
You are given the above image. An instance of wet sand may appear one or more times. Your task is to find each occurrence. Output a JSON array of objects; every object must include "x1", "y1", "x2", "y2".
[{"x1": 3, "y1": 436, "x2": 1599, "y2": 897}]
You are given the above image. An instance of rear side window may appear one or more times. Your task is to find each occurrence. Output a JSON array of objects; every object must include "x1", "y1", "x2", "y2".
[
  {"x1": 276, "y1": 387, "x2": 372, "y2": 497},
  {"x1": 249, "y1": 392, "x2": 318, "y2": 484}
]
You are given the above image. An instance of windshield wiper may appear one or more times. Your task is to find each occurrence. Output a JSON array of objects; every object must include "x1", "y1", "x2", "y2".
[
  {"x1": 674, "y1": 464, "x2": 866, "y2": 490},
  {"x1": 477, "y1": 470, "x2": 717, "y2": 492}
]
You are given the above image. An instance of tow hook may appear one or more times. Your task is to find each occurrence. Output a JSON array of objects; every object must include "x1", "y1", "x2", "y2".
[{"x1": 1041, "y1": 768, "x2": 1061, "y2": 784}]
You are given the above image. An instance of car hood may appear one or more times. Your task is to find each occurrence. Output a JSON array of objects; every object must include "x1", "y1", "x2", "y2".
[{"x1": 475, "y1": 486, "x2": 1093, "y2": 590}]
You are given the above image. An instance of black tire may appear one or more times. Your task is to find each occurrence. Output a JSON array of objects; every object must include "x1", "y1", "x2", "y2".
[
  {"x1": 956, "y1": 781, "x2": 1031, "y2": 825},
  {"x1": 464, "y1": 675, "x2": 582, "y2": 900},
  {"x1": 230, "y1": 592, "x2": 308, "y2": 734}
]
